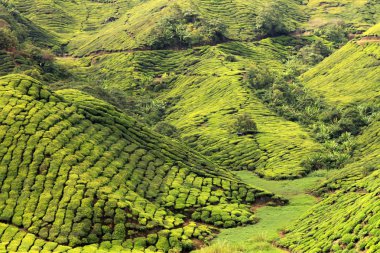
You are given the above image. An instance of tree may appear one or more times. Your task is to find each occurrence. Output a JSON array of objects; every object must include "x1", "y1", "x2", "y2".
[
  {"x1": 255, "y1": 2, "x2": 296, "y2": 36},
  {"x1": 233, "y1": 113, "x2": 258, "y2": 135},
  {"x1": 316, "y1": 22, "x2": 348, "y2": 47},
  {"x1": 0, "y1": 28, "x2": 18, "y2": 50},
  {"x1": 246, "y1": 65, "x2": 274, "y2": 89}
]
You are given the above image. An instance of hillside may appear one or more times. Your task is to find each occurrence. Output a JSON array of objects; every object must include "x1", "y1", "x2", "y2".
[
  {"x1": 278, "y1": 24, "x2": 380, "y2": 252},
  {"x1": 5, "y1": 0, "x2": 304, "y2": 55},
  {"x1": 279, "y1": 119, "x2": 380, "y2": 252},
  {"x1": 301, "y1": 32, "x2": 380, "y2": 105},
  {"x1": 0, "y1": 74, "x2": 286, "y2": 252}
]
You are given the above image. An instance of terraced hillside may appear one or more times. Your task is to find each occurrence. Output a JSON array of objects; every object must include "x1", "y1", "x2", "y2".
[
  {"x1": 304, "y1": 0, "x2": 380, "y2": 32},
  {"x1": 5, "y1": 0, "x2": 305, "y2": 56},
  {"x1": 1, "y1": 1, "x2": 380, "y2": 252},
  {"x1": 301, "y1": 26, "x2": 380, "y2": 105},
  {"x1": 0, "y1": 74, "x2": 286, "y2": 252}
]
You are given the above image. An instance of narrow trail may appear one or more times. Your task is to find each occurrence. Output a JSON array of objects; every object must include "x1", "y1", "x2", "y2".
[
  {"x1": 357, "y1": 36, "x2": 380, "y2": 45},
  {"x1": 197, "y1": 170, "x2": 326, "y2": 253}
]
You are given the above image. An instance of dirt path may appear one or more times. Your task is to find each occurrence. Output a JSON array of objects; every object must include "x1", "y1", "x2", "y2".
[{"x1": 357, "y1": 36, "x2": 380, "y2": 45}]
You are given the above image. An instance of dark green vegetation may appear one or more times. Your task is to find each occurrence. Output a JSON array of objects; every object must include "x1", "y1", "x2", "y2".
[{"x1": 0, "y1": 0, "x2": 379, "y2": 252}]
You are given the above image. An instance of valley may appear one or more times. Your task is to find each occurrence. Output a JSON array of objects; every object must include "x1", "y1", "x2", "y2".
[{"x1": 0, "y1": 0, "x2": 379, "y2": 252}]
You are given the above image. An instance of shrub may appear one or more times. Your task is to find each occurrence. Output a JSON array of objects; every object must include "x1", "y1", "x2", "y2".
[
  {"x1": 255, "y1": 2, "x2": 296, "y2": 36},
  {"x1": 315, "y1": 22, "x2": 348, "y2": 46},
  {"x1": 0, "y1": 28, "x2": 17, "y2": 50},
  {"x1": 246, "y1": 65, "x2": 274, "y2": 89},
  {"x1": 154, "y1": 122, "x2": 181, "y2": 139},
  {"x1": 233, "y1": 113, "x2": 258, "y2": 135}
]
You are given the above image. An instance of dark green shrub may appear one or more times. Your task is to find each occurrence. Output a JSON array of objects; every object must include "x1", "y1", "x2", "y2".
[
  {"x1": 0, "y1": 28, "x2": 17, "y2": 50},
  {"x1": 255, "y1": 2, "x2": 296, "y2": 36},
  {"x1": 233, "y1": 113, "x2": 258, "y2": 135},
  {"x1": 225, "y1": 55, "x2": 237, "y2": 62},
  {"x1": 154, "y1": 122, "x2": 181, "y2": 139}
]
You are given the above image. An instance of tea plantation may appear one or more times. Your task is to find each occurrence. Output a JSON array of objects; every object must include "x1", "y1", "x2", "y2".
[
  {"x1": 0, "y1": 0, "x2": 380, "y2": 252},
  {"x1": 0, "y1": 74, "x2": 287, "y2": 252},
  {"x1": 278, "y1": 24, "x2": 380, "y2": 252},
  {"x1": 57, "y1": 39, "x2": 322, "y2": 179}
]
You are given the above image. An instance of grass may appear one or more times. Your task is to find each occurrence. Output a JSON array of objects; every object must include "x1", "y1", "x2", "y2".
[{"x1": 196, "y1": 170, "x2": 328, "y2": 253}]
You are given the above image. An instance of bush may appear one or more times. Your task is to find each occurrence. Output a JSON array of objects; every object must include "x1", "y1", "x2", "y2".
[
  {"x1": 297, "y1": 41, "x2": 332, "y2": 66},
  {"x1": 233, "y1": 113, "x2": 258, "y2": 135},
  {"x1": 154, "y1": 122, "x2": 181, "y2": 139},
  {"x1": 255, "y1": 2, "x2": 296, "y2": 36},
  {"x1": 315, "y1": 22, "x2": 348, "y2": 47},
  {"x1": 246, "y1": 65, "x2": 274, "y2": 89},
  {"x1": 0, "y1": 28, "x2": 17, "y2": 50}
]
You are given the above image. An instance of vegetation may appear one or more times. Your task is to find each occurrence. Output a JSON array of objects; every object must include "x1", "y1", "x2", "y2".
[
  {"x1": 0, "y1": 28, "x2": 17, "y2": 50},
  {"x1": 233, "y1": 113, "x2": 258, "y2": 135},
  {"x1": 147, "y1": 5, "x2": 227, "y2": 49},
  {"x1": 0, "y1": 0, "x2": 379, "y2": 252},
  {"x1": 255, "y1": 1, "x2": 298, "y2": 37},
  {"x1": 0, "y1": 74, "x2": 285, "y2": 252}
]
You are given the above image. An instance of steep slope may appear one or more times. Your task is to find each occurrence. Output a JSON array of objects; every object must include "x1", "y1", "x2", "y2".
[
  {"x1": 301, "y1": 26, "x2": 380, "y2": 105},
  {"x1": 0, "y1": 74, "x2": 284, "y2": 252}
]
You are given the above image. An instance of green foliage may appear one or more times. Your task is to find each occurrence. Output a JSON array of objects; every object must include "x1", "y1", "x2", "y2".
[
  {"x1": 147, "y1": 6, "x2": 226, "y2": 49},
  {"x1": 232, "y1": 113, "x2": 258, "y2": 135},
  {"x1": 154, "y1": 122, "x2": 181, "y2": 139},
  {"x1": 0, "y1": 28, "x2": 17, "y2": 50},
  {"x1": 255, "y1": 1, "x2": 298, "y2": 36},
  {"x1": 315, "y1": 22, "x2": 349, "y2": 47}
]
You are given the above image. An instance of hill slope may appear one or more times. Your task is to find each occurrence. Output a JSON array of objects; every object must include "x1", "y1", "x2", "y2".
[
  {"x1": 279, "y1": 119, "x2": 380, "y2": 252},
  {"x1": 0, "y1": 74, "x2": 285, "y2": 252},
  {"x1": 279, "y1": 24, "x2": 380, "y2": 252},
  {"x1": 6, "y1": 0, "x2": 304, "y2": 55},
  {"x1": 301, "y1": 32, "x2": 380, "y2": 105}
]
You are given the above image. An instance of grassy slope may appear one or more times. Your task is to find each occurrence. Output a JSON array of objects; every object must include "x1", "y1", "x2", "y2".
[
  {"x1": 57, "y1": 39, "x2": 321, "y2": 179},
  {"x1": 0, "y1": 74, "x2": 287, "y2": 252}
]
